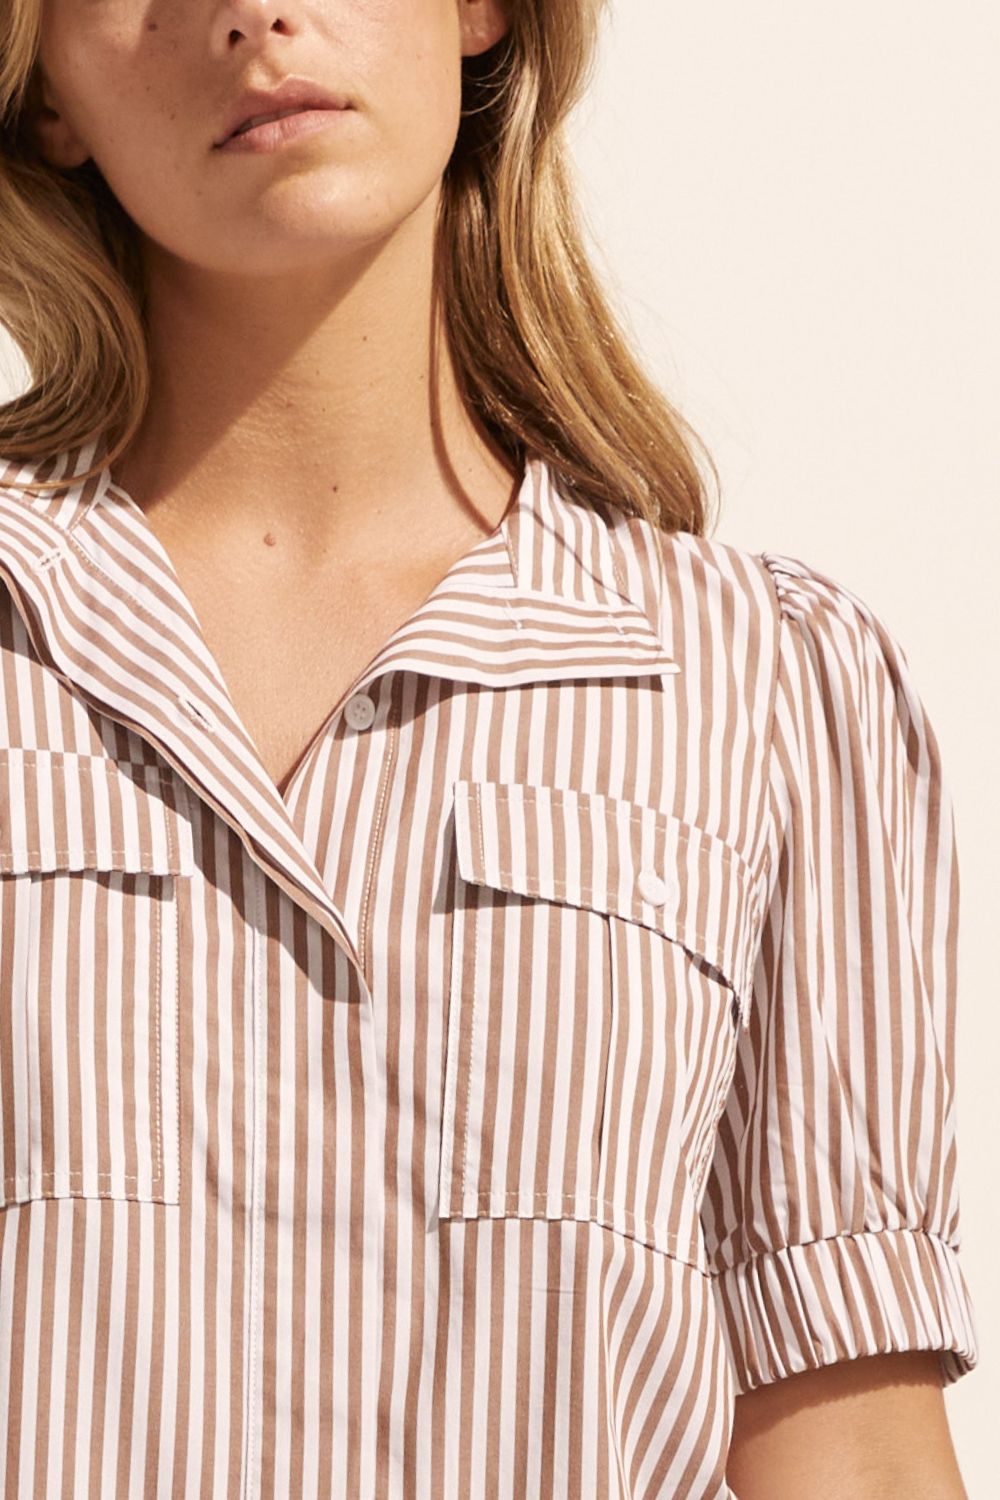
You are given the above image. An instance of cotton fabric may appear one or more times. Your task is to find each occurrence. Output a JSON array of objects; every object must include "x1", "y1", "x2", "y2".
[{"x1": 0, "y1": 443, "x2": 978, "y2": 1498}]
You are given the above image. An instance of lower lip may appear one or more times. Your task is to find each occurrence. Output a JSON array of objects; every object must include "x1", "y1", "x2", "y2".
[{"x1": 217, "y1": 107, "x2": 353, "y2": 153}]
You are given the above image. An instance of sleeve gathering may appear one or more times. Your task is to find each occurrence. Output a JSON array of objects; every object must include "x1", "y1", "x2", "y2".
[{"x1": 698, "y1": 550, "x2": 980, "y2": 1395}]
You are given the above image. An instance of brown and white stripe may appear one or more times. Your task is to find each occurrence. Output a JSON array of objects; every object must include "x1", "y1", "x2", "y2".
[{"x1": 0, "y1": 442, "x2": 978, "y2": 1498}]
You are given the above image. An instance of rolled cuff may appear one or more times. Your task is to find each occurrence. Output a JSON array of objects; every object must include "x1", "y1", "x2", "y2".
[{"x1": 708, "y1": 1227, "x2": 979, "y2": 1395}]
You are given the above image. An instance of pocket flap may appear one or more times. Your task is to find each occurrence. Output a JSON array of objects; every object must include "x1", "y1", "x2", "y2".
[
  {"x1": 0, "y1": 749, "x2": 195, "y2": 877},
  {"x1": 452, "y1": 778, "x2": 762, "y2": 1026}
]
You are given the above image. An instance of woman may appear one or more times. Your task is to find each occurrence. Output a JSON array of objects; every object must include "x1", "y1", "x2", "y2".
[{"x1": 0, "y1": 2, "x2": 979, "y2": 1497}]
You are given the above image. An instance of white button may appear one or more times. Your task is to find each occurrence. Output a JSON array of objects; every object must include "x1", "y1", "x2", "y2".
[
  {"x1": 344, "y1": 693, "x2": 376, "y2": 730},
  {"x1": 637, "y1": 868, "x2": 673, "y2": 906}
]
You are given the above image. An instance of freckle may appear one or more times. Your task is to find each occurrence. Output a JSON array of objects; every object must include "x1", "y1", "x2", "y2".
[{"x1": 263, "y1": 532, "x2": 277, "y2": 546}]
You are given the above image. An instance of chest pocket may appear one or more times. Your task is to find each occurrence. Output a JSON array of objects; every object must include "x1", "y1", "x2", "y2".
[
  {"x1": 0, "y1": 749, "x2": 194, "y2": 1210},
  {"x1": 438, "y1": 779, "x2": 763, "y2": 1268}
]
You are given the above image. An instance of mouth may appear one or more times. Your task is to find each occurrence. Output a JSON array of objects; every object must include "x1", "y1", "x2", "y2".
[
  {"x1": 214, "y1": 107, "x2": 352, "y2": 154},
  {"x1": 233, "y1": 106, "x2": 312, "y2": 138},
  {"x1": 214, "y1": 82, "x2": 353, "y2": 149},
  {"x1": 223, "y1": 103, "x2": 342, "y2": 144}
]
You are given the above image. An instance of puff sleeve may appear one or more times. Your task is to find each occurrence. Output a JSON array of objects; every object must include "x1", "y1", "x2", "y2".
[{"x1": 698, "y1": 551, "x2": 980, "y2": 1394}]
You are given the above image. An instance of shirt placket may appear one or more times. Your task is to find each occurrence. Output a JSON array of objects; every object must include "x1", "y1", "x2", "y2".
[{"x1": 242, "y1": 672, "x2": 399, "y2": 1499}]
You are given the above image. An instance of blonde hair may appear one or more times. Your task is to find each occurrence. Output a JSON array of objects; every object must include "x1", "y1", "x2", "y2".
[{"x1": 0, "y1": 0, "x2": 718, "y2": 534}]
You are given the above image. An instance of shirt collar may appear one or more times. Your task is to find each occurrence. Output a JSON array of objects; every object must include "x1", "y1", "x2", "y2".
[{"x1": 0, "y1": 436, "x2": 680, "y2": 982}]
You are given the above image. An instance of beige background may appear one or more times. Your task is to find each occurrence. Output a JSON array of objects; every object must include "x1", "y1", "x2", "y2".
[
  {"x1": 565, "y1": 2, "x2": 997, "y2": 1491},
  {"x1": 1, "y1": 1, "x2": 996, "y2": 1491}
]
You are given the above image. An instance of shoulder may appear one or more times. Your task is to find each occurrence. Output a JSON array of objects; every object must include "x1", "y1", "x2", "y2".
[
  {"x1": 653, "y1": 527, "x2": 909, "y2": 672},
  {"x1": 638, "y1": 525, "x2": 929, "y2": 751},
  {"x1": 657, "y1": 528, "x2": 886, "y2": 632},
  {"x1": 609, "y1": 516, "x2": 779, "y2": 627},
  {"x1": 755, "y1": 550, "x2": 923, "y2": 731}
]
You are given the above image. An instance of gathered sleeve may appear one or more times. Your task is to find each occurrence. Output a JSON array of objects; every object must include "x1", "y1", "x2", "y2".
[{"x1": 698, "y1": 551, "x2": 980, "y2": 1394}]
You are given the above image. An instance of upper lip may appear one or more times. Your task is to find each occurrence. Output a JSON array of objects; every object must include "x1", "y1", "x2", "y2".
[{"x1": 214, "y1": 77, "x2": 351, "y2": 147}]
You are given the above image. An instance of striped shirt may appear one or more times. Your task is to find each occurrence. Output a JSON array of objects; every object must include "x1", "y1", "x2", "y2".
[{"x1": 0, "y1": 442, "x2": 979, "y2": 1499}]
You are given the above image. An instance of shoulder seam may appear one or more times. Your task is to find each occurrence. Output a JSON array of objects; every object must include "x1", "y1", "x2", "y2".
[{"x1": 758, "y1": 550, "x2": 803, "y2": 599}]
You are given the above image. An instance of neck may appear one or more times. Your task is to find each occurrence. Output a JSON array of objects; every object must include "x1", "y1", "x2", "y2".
[{"x1": 110, "y1": 189, "x2": 519, "y2": 563}]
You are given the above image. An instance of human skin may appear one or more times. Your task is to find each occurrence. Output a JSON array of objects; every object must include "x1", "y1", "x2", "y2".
[
  {"x1": 727, "y1": 1350, "x2": 969, "y2": 1498},
  {"x1": 27, "y1": 4, "x2": 972, "y2": 1494},
  {"x1": 29, "y1": 0, "x2": 519, "y2": 565}
]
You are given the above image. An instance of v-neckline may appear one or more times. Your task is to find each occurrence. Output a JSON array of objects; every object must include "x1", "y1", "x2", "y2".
[{"x1": 93, "y1": 467, "x2": 525, "y2": 814}]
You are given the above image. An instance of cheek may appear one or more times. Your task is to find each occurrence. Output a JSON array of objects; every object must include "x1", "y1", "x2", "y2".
[
  {"x1": 40, "y1": 13, "x2": 177, "y2": 187},
  {"x1": 39, "y1": 25, "x2": 205, "y2": 247},
  {"x1": 85, "y1": 100, "x2": 194, "y2": 240},
  {"x1": 40, "y1": 0, "x2": 146, "y2": 113},
  {"x1": 357, "y1": 0, "x2": 465, "y2": 184},
  {"x1": 376, "y1": 74, "x2": 463, "y2": 205}
]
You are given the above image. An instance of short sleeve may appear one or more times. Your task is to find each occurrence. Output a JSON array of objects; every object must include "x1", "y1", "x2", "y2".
[{"x1": 698, "y1": 551, "x2": 980, "y2": 1395}]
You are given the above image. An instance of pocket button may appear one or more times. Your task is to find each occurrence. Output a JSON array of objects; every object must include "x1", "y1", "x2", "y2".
[{"x1": 637, "y1": 868, "x2": 674, "y2": 906}]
